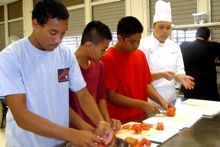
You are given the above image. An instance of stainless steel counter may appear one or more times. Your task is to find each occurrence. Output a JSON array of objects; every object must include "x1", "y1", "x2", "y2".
[
  {"x1": 159, "y1": 113, "x2": 220, "y2": 147},
  {"x1": 122, "y1": 113, "x2": 220, "y2": 147}
]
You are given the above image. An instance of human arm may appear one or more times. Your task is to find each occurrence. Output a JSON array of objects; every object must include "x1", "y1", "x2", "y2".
[
  {"x1": 75, "y1": 87, "x2": 115, "y2": 146},
  {"x1": 106, "y1": 89, "x2": 160, "y2": 115},
  {"x1": 5, "y1": 94, "x2": 103, "y2": 146},
  {"x1": 175, "y1": 74, "x2": 194, "y2": 90},
  {"x1": 151, "y1": 70, "x2": 175, "y2": 81},
  {"x1": 175, "y1": 45, "x2": 194, "y2": 90},
  {"x1": 147, "y1": 84, "x2": 174, "y2": 110},
  {"x1": 69, "y1": 107, "x2": 96, "y2": 132},
  {"x1": 98, "y1": 99, "x2": 121, "y2": 131}
]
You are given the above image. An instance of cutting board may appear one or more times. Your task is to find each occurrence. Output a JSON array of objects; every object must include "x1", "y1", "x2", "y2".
[
  {"x1": 176, "y1": 99, "x2": 220, "y2": 117},
  {"x1": 142, "y1": 109, "x2": 202, "y2": 130},
  {"x1": 116, "y1": 122, "x2": 179, "y2": 144}
]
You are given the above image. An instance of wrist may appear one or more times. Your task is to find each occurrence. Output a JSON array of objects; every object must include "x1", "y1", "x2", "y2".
[{"x1": 98, "y1": 121, "x2": 109, "y2": 129}]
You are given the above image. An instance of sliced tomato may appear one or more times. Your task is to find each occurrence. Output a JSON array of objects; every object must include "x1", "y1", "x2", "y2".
[
  {"x1": 141, "y1": 138, "x2": 152, "y2": 146},
  {"x1": 133, "y1": 124, "x2": 142, "y2": 134},
  {"x1": 132, "y1": 124, "x2": 141, "y2": 130},
  {"x1": 134, "y1": 142, "x2": 142, "y2": 147},
  {"x1": 122, "y1": 124, "x2": 131, "y2": 130},
  {"x1": 142, "y1": 125, "x2": 150, "y2": 130},
  {"x1": 156, "y1": 122, "x2": 164, "y2": 130},
  {"x1": 124, "y1": 137, "x2": 138, "y2": 147}
]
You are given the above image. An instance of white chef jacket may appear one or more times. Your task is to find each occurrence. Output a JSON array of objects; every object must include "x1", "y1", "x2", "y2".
[{"x1": 139, "y1": 34, "x2": 185, "y2": 102}]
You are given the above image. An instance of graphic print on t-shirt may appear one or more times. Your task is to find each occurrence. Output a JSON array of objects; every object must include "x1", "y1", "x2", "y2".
[{"x1": 58, "y1": 68, "x2": 69, "y2": 82}]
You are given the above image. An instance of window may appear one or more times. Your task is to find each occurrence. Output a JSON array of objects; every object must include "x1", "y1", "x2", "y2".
[
  {"x1": 0, "y1": 0, "x2": 23, "y2": 51},
  {"x1": 62, "y1": 0, "x2": 125, "y2": 52},
  {"x1": 172, "y1": 30, "x2": 196, "y2": 45}
]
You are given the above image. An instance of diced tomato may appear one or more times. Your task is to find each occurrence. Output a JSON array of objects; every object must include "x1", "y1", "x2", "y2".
[
  {"x1": 122, "y1": 124, "x2": 131, "y2": 130},
  {"x1": 133, "y1": 124, "x2": 142, "y2": 134},
  {"x1": 134, "y1": 142, "x2": 142, "y2": 147},
  {"x1": 142, "y1": 126, "x2": 150, "y2": 130},
  {"x1": 141, "y1": 138, "x2": 151, "y2": 146},
  {"x1": 125, "y1": 137, "x2": 138, "y2": 147},
  {"x1": 156, "y1": 122, "x2": 164, "y2": 130},
  {"x1": 145, "y1": 139, "x2": 152, "y2": 147},
  {"x1": 132, "y1": 124, "x2": 141, "y2": 130},
  {"x1": 140, "y1": 123, "x2": 148, "y2": 127},
  {"x1": 141, "y1": 123, "x2": 153, "y2": 128}
]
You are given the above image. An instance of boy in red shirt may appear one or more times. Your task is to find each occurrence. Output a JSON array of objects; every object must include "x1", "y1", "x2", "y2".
[
  {"x1": 102, "y1": 16, "x2": 174, "y2": 121},
  {"x1": 69, "y1": 20, "x2": 121, "y2": 130}
]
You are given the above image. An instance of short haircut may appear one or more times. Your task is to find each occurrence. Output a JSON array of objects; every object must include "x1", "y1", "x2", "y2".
[
  {"x1": 81, "y1": 20, "x2": 112, "y2": 45},
  {"x1": 117, "y1": 16, "x2": 143, "y2": 39},
  {"x1": 32, "y1": 0, "x2": 69, "y2": 26},
  {"x1": 196, "y1": 27, "x2": 210, "y2": 40}
]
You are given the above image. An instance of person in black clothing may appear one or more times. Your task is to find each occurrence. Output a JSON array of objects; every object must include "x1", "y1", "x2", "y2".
[{"x1": 180, "y1": 27, "x2": 220, "y2": 101}]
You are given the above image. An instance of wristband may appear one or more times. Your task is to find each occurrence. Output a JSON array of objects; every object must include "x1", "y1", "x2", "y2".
[{"x1": 98, "y1": 121, "x2": 109, "y2": 128}]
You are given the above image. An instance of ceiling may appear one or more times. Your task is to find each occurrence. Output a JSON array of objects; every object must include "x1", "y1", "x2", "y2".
[{"x1": 0, "y1": 0, "x2": 18, "y2": 6}]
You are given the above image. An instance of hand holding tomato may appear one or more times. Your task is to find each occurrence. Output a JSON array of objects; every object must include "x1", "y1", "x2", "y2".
[{"x1": 108, "y1": 118, "x2": 122, "y2": 131}]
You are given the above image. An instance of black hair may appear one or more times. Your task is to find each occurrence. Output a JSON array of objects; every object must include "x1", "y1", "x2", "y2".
[
  {"x1": 196, "y1": 27, "x2": 210, "y2": 40},
  {"x1": 81, "y1": 20, "x2": 112, "y2": 45},
  {"x1": 32, "y1": 0, "x2": 69, "y2": 26},
  {"x1": 117, "y1": 16, "x2": 143, "y2": 39}
]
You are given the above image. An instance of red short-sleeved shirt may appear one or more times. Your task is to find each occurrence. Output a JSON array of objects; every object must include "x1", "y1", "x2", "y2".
[
  {"x1": 102, "y1": 47, "x2": 152, "y2": 121},
  {"x1": 69, "y1": 61, "x2": 106, "y2": 127}
]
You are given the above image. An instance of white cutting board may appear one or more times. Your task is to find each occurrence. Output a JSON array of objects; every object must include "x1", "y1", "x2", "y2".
[
  {"x1": 116, "y1": 122, "x2": 179, "y2": 144},
  {"x1": 176, "y1": 99, "x2": 220, "y2": 117},
  {"x1": 142, "y1": 109, "x2": 202, "y2": 130}
]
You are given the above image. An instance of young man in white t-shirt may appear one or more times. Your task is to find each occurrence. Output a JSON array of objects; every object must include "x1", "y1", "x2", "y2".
[{"x1": 0, "y1": 0, "x2": 115, "y2": 146}]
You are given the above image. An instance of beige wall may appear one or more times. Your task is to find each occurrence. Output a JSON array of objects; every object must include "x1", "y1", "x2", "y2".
[
  {"x1": 12, "y1": 0, "x2": 210, "y2": 38},
  {"x1": 23, "y1": 0, "x2": 33, "y2": 37},
  {"x1": 125, "y1": 0, "x2": 148, "y2": 37}
]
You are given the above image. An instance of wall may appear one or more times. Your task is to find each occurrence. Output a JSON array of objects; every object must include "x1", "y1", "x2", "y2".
[
  {"x1": 21, "y1": 0, "x2": 148, "y2": 37},
  {"x1": 1, "y1": 0, "x2": 213, "y2": 44}
]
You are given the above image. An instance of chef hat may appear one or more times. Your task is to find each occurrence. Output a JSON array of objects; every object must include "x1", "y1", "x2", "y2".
[{"x1": 153, "y1": 0, "x2": 172, "y2": 23}]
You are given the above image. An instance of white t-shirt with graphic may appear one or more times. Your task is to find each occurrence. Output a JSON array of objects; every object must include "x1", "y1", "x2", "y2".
[{"x1": 0, "y1": 37, "x2": 86, "y2": 146}]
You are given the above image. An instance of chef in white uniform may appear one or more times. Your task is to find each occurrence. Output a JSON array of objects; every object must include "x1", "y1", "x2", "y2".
[{"x1": 139, "y1": 0, "x2": 194, "y2": 104}]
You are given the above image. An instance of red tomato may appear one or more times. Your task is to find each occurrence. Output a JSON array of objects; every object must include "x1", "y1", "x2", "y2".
[
  {"x1": 145, "y1": 139, "x2": 152, "y2": 147},
  {"x1": 167, "y1": 107, "x2": 176, "y2": 116},
  {"x1": 142, "y1": 126, "x2": 150, "y2": 130},
  {"x1": 125, "y1": 137, "x2": 138, "y2": 147},
  {"x1": 141, "y1": 123, "x2": 153, "y2": 128},
  {"x1": 141, "y1": 138, "x2": 152, "y2": 146},
  {"x1": 132, "y1": 124, "x2": 141, "y2": 130},
  {"x1": 134, "y1": 142, "x2": 142, "y2": 147},
  {"x1": 133, "y1": 124, "x2": 142, "y2": 134}
]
